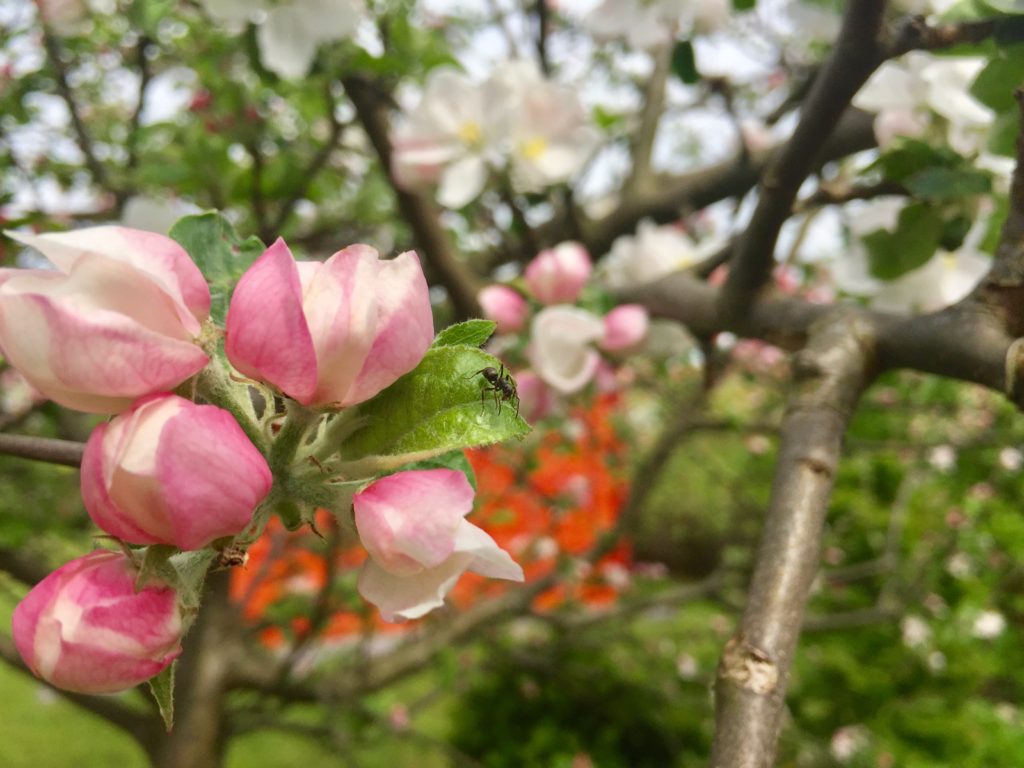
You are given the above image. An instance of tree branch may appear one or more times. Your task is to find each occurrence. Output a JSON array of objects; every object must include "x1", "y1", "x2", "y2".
[
  {"x1": 342, "y1": 75, "x2": 482, "y2": 320},
  {"x1": 624, "y1": 42, "x2": 673, "y2": 195},
  {"x1": 718, "y1": 0, "x2": 887, "y2": 327},
  {"x1": 709, "y1": 313, "x2": 875, "y2": 768},
  {"x1": 0, "y1": 434, "x2": 84, "y2": 467}
]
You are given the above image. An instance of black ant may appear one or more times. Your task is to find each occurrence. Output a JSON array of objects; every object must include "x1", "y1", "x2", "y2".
[{"x1": 468, "y1": 364, "x2": 519, "y2": 417}]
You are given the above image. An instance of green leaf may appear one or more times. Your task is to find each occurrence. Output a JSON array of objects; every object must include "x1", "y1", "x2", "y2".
[
  {"x1": 862, "y1": 203, "x2": 942, "y2": 280},
  {"x1": 433, "y1": 320, "x2": 497, "y2": 349},
  {"x1": 670, "y1": 41, "x2": 699, "y2": 85},
  {"x1": 732, "y1": 0, "x2": 756, "y2": 9},
  {"x1": 342, "y1": 346, "x2": 529, "y2": 463},
  {"x1": 148, "y1": 662, "x2": 175, "y2": 733},
  {"x1": 868, "y1": 139, "x2": 960, "y2": 183},
  {"x1": 970, "y1": 44, "x2": 1024, "y2": 112},
  {"x1": 394, "y1": 449, "x2": 478, "y2": 492},
  {"x1": 169, "y1": 212, "x2": 265, "y2": 326},
  {"x1": 987, "y1": 107, "x2": 1021, "y2": 157},
  {"x1": 905, "y1": 167, "x2": 992, "y2": 201},
  {"x1": 980, "y1": 0, "x2": 1024, "y2": 14}
]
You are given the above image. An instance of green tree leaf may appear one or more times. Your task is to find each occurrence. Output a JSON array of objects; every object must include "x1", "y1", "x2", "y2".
[
  {"x1": 169, "y1": 212, "x2": 265, "y2": 326},
  {"x1": 341, "y1": 346, "x2": 529, "y2": 464},
  {"x1": 905, "y1": 167, "x2": 992, "y2": 201},
  {"x1": 433, "y1": 319, "x2": 497, "y2": 348},
  {"x1": 863, "y1": 203, "x2": 942, "y2": 280},
  {"x1": 671, "y1": 41, "x2": 699, "y2": 84}
]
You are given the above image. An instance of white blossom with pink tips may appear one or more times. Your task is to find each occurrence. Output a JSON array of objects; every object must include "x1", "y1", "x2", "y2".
[
  {"x1": 528, "y1": 305, "x2": 606, "y2": 395},
  {"x1": 524, "y1": 242, "x2": 592, "y2": 305},
  {"x1": 599, "y1": 220, "x2": 722, "y2": 289},
  {"x1": 12, "y1": 550, "x2": 183, "y2": 694},
  {"x1": 225, "y1": 239, "x2": 433, "y2": 408},
  {"x1": 80, "y1": 394, "x2": 273, "y2": 551},
  {"x1": 354, "y1": 469, "x2": 523, "y2": 621},
  {"x1": 0, "y1": 227, "x2": 211, "y2": 413}
]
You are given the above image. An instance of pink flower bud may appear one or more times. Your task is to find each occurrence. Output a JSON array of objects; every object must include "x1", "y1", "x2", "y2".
[
  {"x1": 225, "y1": 239, "x2": 433, "y2": 407},
  {"x1": 515, "y1": 370, "x2": 553, "y2": 422},
  {"x1": 0, "y1": 227, "x2": 211, "y2": 413},
  {"x1": 478, "y1": 285, "x2": 528, "y2": 334},
  {"x1": 600, "y1": 304, "x2": 649, "y2": 351},
  {"x1": 524, "y1": 242, "x2": 592, "y2": 304},
  {"x1": 81, "y1": 394, "x2": 272, "y2": 550},
  {"x1": 12, "y1": 550, "x2": 183, "y2": 694},
  {"x1": 354, "y1": 469, "x2": 523, "y2": 620},
  {"x1": 528, "y1": 305, "x2": 604, "y2": 394}
]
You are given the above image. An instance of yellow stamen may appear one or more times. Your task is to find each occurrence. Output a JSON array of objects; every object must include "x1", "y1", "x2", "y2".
[{"x1": 519, "y1": 136, "x2": 548, "y2": 161}]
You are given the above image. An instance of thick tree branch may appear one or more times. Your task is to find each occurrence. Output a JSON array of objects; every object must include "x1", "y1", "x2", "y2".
[
  {"x1": 0, "y1": 434, "x2": 84, "y2": 467},
  {"x1": 342, "y1": 75, "x2": 482, "y2": 320},
  {"x1": 709, "y1": 313, "x2": 875, "y2": 768},
  {"x1": 718, "y1": 0, "x2": 887, "y2": 326}
]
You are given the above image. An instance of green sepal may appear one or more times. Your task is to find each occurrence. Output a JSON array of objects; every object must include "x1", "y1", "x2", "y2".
[{"x1": 148, "y1": 662, "x2": 176, "y2": 733}]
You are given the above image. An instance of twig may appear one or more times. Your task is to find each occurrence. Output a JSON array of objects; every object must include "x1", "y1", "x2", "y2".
[
  {"x1": 342, "y1": 75, "x2": 482, "y2": 319},
  {"x1": 0, "y1": 434, "x2": 84, "y2": 467},
  {"x1": 718, "y1": 0, "x2": 887, "y2": 327},
  {"x1": 125, "y1": 34, "x2": 152, "y2": 173},
  {"x1": 709, "y1": 312, "x2": 875, "y2": 768},
  {"x1": 624, "y1": 42, "x2": 673, "y2": 195},
  {"x1": 534, "y1": 0, "x2": 550, "y2": 76}
]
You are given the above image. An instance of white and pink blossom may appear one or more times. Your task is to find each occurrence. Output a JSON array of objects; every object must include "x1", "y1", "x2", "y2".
[
  {"x1": 225, "y1": 239, "x2": 433, "y2": 407},
  {"x1": 0, "y1": 227, "x2": 211, "y2": 413},
  {"x1": 354, "y1": 469, "x2": 523, "y2": 621},
  {"x1": 600, "y1": 220, "x2": 721, "y2": 289},
  {"x1": 12, "y1": 550, "x2": 183, "y2": 694},
  {"x1": 80, "y1": 394, "x2": 272, "y2": 551},
  {"x1": 528, "y1": 305, "x2": 605, "y2": 395}
]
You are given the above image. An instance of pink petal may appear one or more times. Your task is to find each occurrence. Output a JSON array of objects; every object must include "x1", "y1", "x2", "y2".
[
  {"x1": 342, "y1": 251, "x2": 433, "y2": 406},
  {"x1": 354, "y1": 469, "x2": 473, "y2": 575},
  {"x1": 478, "y1": 285, "x2": 528, "y2": 334},
  {"x1": 600, "y1": 304, "x2": 649, "y2": 351},
  {"x1": 302, "y1": 245, "x2": 380, "y2": 406},
  {"x1": 156, "y1": 402, "x2": 272, "y2": 549},
  {"x1": 225, "y1": 239, "x2": 318, "y2": 403},
  {"x1": 524, "y1": 241, "x2": 592, "y2": 305}
]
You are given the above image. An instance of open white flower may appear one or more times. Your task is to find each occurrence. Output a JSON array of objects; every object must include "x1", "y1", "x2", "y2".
[
  {"x1": 585, "y1": 0, "x2": 727, "y2": 49},
  {"x1": 599, "y1": 220, "x2": 722, "y2": 289},
  {"x1": 201, "y1": 0, "x2": 364, "y2": 80},
  {"x1": 528, "y1": 306, "x2": 605, "y2": 394}
]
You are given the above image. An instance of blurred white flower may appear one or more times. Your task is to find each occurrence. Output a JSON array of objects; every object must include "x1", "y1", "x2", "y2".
[
  {"x1": 854, "y1": 52, "x2": 992, "y2": 152},
  {"x1": 999, "y1": 447, "x2": 1023, "y2": 472},
  {"x1": 392, "y1": 63, "x2": 597, "y2": 208},
  {"x1": 600, "y1": 220, "x2": 722, "y2": 289},
  {"x1": 972, "y1": 610, "x2": 1007, "y2": 639},
  {"x1": 929, "y1": 444, "x2": 957, "y2": 472},
  {"x1": 201, "y1": 0, "x2": 364, "y2": 80},
  {"x1": 946, "y1": 552, "x2": 972, "y2": 578},
  {"x1": 585, "y1": 0, "x2": 729, "y2": 50},
  {"x1": 901, "y1": 615, "x2": 932, "y2": 648},
  {"x1": 528, "y1": 306, "x2": 605, "y2": 394},
  {"x1": 830, "y1": 725, "x2": 869, "y2": 763},
  {"x1": 121, "y1": 196, "x2": 199, "y2": 235}
]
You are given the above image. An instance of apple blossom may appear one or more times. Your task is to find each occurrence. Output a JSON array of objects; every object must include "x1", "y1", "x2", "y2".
[
  {"x1": 583, "y1": 0, "x2": 728, "y2": 50},
  {"x1": 599, "y1": 220, "x2": 721, "y2": 289},
  {"x1": 495, "y1": 63, "x2": 601, "y2": 194},
  {"x1": 601, "y1": 304, "x2": 650, "y2": 351},
  {"x1": 81, "y1": 394, "x2": 273, "y2": 551},
  {"x1": 524, "y1": 242, "x2": 592, "y2": 305},
  {"x1": 12, "y1": 550, "x2": 183, "y2": 694},
  {"x1": 201, "y1": 0, "x2": 365, "y2": 80},
  {"x1": 528, "y1": 306, "x2": 605, "y2": 395},
  {"x1": 391, "y1": 67, "x2": 511, "y2": 209},
  {"x1": 515, "y1": 370, "x2": 553, "y2": 422},
  {"x1": 478, "y1": 284, "x2": 528, "y2": 334},
  {"x1": 353, "y1": 469, "x2": 523, "y2": 621},
  {"x1": 0, "y1": 227, "x2": 211, "y2": 413},
  {"x1": 225, "y1": 238, "x2": 433, "y2": 407}
]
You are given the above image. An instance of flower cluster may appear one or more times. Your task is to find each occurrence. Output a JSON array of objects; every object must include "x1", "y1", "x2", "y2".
[
  {"x1": 3, "y1": 222, "x2": 523, "y2": 695},
  {"x1": 391, "y1": 63, "x2": 600, "y2": 209},
  {"x1": 477, "y1": 241, "x2": 649, "y2": 407}
]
